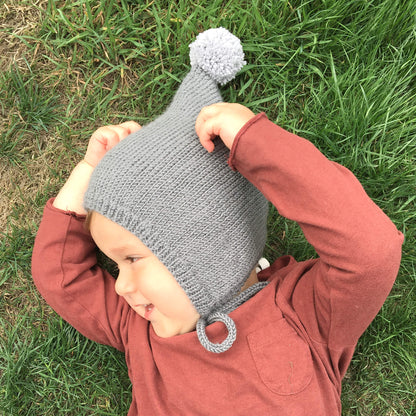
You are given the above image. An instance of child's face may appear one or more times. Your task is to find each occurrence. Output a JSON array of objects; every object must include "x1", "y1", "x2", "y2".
[{"x1": 89, "y1": 212, "x2": 200, "y2": 338}]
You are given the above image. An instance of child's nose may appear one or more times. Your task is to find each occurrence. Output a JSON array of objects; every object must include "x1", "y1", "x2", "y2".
[{"x1": 115, "y1": 269, "x2": 137, "y2": 297}]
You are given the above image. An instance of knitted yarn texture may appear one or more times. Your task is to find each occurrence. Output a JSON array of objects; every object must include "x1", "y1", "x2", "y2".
[{"x1": 84, "y1": 28, "x2": 269, "y2": 353}]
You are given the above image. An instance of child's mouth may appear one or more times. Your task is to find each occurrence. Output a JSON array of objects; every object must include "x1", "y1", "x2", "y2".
[{"x1": 144, "y1": 304, "x2": 154, "y2": 320}]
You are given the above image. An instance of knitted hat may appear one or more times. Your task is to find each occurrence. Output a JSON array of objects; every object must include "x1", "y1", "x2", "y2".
[{"x1": 84, "y1": 28, "x2": 269, "y2": 353}]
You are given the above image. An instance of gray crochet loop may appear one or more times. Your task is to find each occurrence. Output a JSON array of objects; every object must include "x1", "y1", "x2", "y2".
[
  {"x1": 84, "y1": 28, "x2": 269, "y2": 353},
  {"x1": 196, "y1": 281, "x2": 269, "y2": 354},
  {"x1": 197, "y1": 312, "x2": 237, "y2": 354}
]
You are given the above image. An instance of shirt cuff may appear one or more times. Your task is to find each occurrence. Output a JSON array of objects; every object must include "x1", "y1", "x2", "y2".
[
  {"x1": 46, "y1": 198, "x2": 87, "y2": 220},
  {"x1": 228, "y1": 112, "x2": 268, "y2": 171}
]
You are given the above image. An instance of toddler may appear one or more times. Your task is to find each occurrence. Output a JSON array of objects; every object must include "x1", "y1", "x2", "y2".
[{"x1": 32, "y1": 28, "x2": 403, "y2": 415}]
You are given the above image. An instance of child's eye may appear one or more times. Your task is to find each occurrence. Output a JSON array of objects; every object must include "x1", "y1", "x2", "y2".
[{"x1": 126, "y1": 256, "x2": 140, "y2": 264}]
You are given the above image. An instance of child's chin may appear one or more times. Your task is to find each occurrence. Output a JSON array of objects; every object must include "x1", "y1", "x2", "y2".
[
  {"x1": 151, "y1": 320, "x2": 196, "y2": 338},
  {"x1": 152, "y1": 323, "x2": 179, "y2": 338}
]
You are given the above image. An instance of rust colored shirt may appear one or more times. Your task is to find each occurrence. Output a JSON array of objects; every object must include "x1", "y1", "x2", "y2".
[{"x1": 32, "y1": 114, "x2": 403, "y2": 415}]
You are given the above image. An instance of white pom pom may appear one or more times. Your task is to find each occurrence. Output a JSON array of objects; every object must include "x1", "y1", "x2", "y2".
[{"x1": 189, "y1": 27, "x2": 246, "y2": 86}]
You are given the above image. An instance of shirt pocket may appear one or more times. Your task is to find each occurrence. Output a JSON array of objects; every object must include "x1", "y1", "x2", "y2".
[{"x1": 247, "y1": 318, "x2": 313, "y2": 395}]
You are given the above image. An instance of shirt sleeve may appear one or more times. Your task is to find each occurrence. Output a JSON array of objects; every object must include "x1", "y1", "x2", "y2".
[
  {"x1": 229, "y1": 113, "x2": 404, "y2": 358},
  {"x1": 32, "y1": 198, "x2": 130, "y2": 352}
]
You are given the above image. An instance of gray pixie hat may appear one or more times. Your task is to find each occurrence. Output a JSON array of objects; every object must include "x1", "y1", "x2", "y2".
[{"x1": 84, "y1": 28, "x2": 269, "y2": 353}]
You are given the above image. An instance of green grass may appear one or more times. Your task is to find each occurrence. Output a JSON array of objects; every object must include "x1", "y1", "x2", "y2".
[{"x1": 1, "y1": 0, "x2": 415, "y2": 414}]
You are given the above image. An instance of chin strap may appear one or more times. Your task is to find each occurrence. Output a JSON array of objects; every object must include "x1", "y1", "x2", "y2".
[
  {"x1": 196, "y1": 312, "x2": 237, "y2": 353},
  {"x1": 196, "y1": 281, "x2": 269, "y2": 353}
]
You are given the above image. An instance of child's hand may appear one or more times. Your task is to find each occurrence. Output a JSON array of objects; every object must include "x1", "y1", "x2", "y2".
[
  {"x1": 195, "y1": 103, "x2": 255, "y2": 152},
  {"x1": 53, "y1": 121, "x2": 141, "y2": 214},
  {"x1": 83, "y1": 121, "x2": 142, "y2": 168}
]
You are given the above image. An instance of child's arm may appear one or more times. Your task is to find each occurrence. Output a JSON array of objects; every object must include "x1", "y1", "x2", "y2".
[
  {"x1": 32, "y1": 122, "x2": 141, "y2": 350},
  {"x1": 196, "y1": 103, "x2": 403, "y2": 357}
]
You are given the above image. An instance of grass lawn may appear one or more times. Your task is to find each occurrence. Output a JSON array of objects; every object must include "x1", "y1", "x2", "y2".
[{"x1": 1, "y1": 0, "x2": 415, "y2": 414}]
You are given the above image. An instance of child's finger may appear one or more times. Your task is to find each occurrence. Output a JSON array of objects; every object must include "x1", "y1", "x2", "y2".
[
  {"x1": 105, "y1": 124, "x2": 137, "y2": 149},
  {"x1": 119, "y1": 121, "x2": 142, "y2": 135},
  {"x1": 108, "y1": 125, "x2": 132, "y2": 140},
  {"x1": 99, "y1": 126, "x2": 126, "y2": 150},
  {"x1": 197, "y1": 117, "x2": 219, "y2": 153},
  {"x1": 195, "y1": 105, "x2": 224, "y2": 152},
  {"x1": 199, "y1": 103, "x2": 224, "y2": 119},
  {"x1": 195, "y1": 104, "x2": 222, "y2": 135},
  {"x1": 90, "y1": 127, "x2": 118, "y2": 148}
]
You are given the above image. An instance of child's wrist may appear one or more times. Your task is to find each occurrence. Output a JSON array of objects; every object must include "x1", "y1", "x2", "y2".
[
  {"x1": 79, "y1": 159, "x2": 96, "y2": 171},
  {"x1": 53, "y1": 161, "x2": 94, "y2": 214}
]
